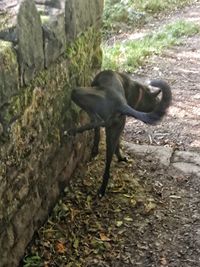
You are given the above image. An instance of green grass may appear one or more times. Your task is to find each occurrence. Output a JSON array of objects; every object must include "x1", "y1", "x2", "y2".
[
  {"x1": 133, "y1": 0, "x2": 193, "y2": 13},
  {"x1": 102, "y1": 20, "x2": 200, "y2": 71},
  {"x1": 103, "y1": 0, "x2": 194, "y2": 34},
  {"x1": 23, "y1": 254, "x2": 43, "y2": 267}
]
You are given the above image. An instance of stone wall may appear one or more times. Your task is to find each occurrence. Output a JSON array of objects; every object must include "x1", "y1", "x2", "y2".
[{"x1": 0, "y1": 1, "x2": 104, "y2": 266}]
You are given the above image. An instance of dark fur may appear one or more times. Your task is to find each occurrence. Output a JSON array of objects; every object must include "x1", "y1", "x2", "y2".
[{"x1": 70, "y1": 70, "x2": 172, "y2": 197}]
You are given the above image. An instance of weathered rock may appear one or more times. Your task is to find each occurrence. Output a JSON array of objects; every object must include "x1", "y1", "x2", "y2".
[
  {"x1": 0, "y1": 1, "x2": 45, "y2": 84},
  {"x1": 89, "y1": 0, "x2": 104, "y2": 25},
  {"x1": 0, "y1": 224, "x2": 15, "y2": 267},
  {"x1": 65, "y1": 0, "x2": 104, "y2": 41},
  {"x1": 172, "y1": 150, "x2": 200, "y2": 177},
  {"x1": 172, "y1": 162, "x2": 200, "y2": 177},
  {"x1": 123, "y1": 142, "x2": 173, "y2": 166},
  {"x1": 17, "y1": 0, "x2": 44, "y2": 85},
  {"x1": 173, "y1": 150, "x2": 200, "y2": 166},
  {"x1": 0, "y1": 40, "x2": 19, "y2": 109},
  {"x1": 65, "y1": 0, "x2": 77, "y2": 41},
  {"x1": 124, "y1": 141, "x2": 200, "y2": 178},
  {"x1": 0, "y1": 27, "x2": 17, "y2": 43},
  {"x1": 42, "y1": 13, "x2": 66, "y2": 67}
]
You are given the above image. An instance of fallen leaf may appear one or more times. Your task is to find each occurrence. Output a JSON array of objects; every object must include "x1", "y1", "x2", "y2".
[
  {"x1": 124, "y1": 217, "x2": 133, "y2": 222},
  {"x1": 99, "y1": 233, "x2": 111, "y2": 242},
  {"x1": 70, "y1": 208, "x2": 79, "y2": 221},
  {"x1": 55, "y1": 241, "x2": 66, "y2": 254},
  {"x1": 73, "y1": 238, "x2": 79, "y2": 249},
  {"x1": 160, "y1": 256, "x2": 168, "y2": 266},
  {"x1": 116, "y1": 221, "x2": 123, "y2": 227},
  {"x1": 169, "y1": 195, "x2": 181, "y2": 199},
  {"x1": 145, "y1": 201, "x2": 157, "y2": 213}
]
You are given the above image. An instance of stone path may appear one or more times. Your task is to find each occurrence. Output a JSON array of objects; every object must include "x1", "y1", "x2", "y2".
[{"x1": 124, "y1": 142, "x2": 200, "y2": 178}]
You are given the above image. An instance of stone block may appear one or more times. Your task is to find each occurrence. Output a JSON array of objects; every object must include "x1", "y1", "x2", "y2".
[
  {"x1": 65, "y1": 0, "x2": 104, "y2": 41},
  {"x1": 10, "y1": 224, "x2": 35, "y2": 267},
  {"x1": 123, "y1": 142, "x2": 173, "y2": 167},
  {"x1": 42, "y1": 13, "x2": 66, "y2": 67},
  {"x1": 17, "y1": 0, "x2": 44, "y2": 85},
  {"x1": 172, "y1": 150, "x2": 200, "y2": 177},
  {"x1": 173, "y1": 150, "x2": 200, "y2": 166},
  {"x1": 0, "y1": 224, "x2": 15, "y2": 252},
  {"x1": 0, "y1": 169, "x2": 31, "y2": 225},
  {"x1": 0, "y1": 1, "x2": 44, "y2": 85},
  {"x1": 65, "y1": 0, "x2": 77, "y2": 41},
  {"x1": 0, "y1": 40, "x2": 19, "y2": 135},
  {"x1": 89, "y1": 0, "x2": 104, "y2": 25},
  {"x1": 0, "y1": 224, "x2": 15, "y2": 267},
  {"x1": 12, "y1": 186, "x2": 41, "y2": 239},
  {"x1": 0, "y1": 40, "x2": 19, "y2": 109},
  {"x1": 172, "y1": 162, "x2": 200, "y2": 177},
  {"x1": 35, "y1": 0, "x2": 67, "y2": 68}
]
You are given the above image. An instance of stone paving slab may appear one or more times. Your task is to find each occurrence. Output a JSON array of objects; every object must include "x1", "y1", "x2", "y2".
[
  {"x1": 123, "y1": 141, "x2": 200, "y2": 177},
  {"x1": 123, "y1": 141, "x2": 173, "y2": 166}
]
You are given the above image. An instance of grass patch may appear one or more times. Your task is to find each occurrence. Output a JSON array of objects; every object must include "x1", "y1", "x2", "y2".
[
  {"x1": 133, "y1": 0, "x2": 193, "y2": 13},
  {"x1": 103, "y1": 0, "x2": 194, "y2": 34},
  {"x1": 102, "y1": 20, "x2": 200, "y2": 71},
  {"x1": 23, "y1": 254, "x2": 42, "y2": 267},
  {"x1": 103, "y1": 0, "x2": 146, "y2": 34}
]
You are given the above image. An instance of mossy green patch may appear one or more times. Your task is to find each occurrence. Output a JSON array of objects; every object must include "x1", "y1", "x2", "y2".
[
  {"x1": 0, "y1": 25, "x2": 102, "y2": 179},
  {"x1": 66, "y1": 27, "x2": 102, "y2": 86},
  {"x1": 0, "y1": 41, "x2": 18, "y2": 71},
  {"x1": 0, "y1": 12, "x2": 13, "y2": 31}
]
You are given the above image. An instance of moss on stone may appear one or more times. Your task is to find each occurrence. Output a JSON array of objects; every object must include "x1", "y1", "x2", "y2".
[
  {"x1": 0, "y1": 3, "x2": 103, "y2": 263},
  {"x1": 1, "y1": 25, "x2": 101, "y2": 175},
  {"x1": 66, "y1": 27, "x2": 102, "y2": 85},
  {"x1": 0, "y1": 41, "x2": 18, "y2": 71},
  {"x1": 0, "y1": 12, "x2": 13, "y2": 31},
  {"x1": 0, "y1": 27, "x2": 102, "y2": 225},
  {"x1": 40, "y1": 15, "x2": 50, "y2": 24}
]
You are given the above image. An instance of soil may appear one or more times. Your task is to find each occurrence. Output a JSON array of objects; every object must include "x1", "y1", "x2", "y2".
[
  {"x1": 23, "y1": 2, "x2": 200, "y2": 267},
  {"x1": 124, "y1": 3, "x2": 200, "y2": 151}
]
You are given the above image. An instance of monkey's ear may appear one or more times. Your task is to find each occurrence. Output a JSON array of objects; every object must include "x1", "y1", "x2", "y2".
[{"x1": 151, "y1": 88, "x2": 161, "y2": 97}]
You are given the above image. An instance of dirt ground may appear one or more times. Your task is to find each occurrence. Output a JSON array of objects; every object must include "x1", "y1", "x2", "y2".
[
  {"x1": 23, "y1": 2, "x2": 200, "y2": 267},
  {"x1": 124, "y1": 3, "x2": 200, "y2": 150}
]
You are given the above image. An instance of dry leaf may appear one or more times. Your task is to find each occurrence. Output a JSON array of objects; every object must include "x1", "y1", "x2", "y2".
[
  {"x1": 145, "y1": 201, "x2": 157, "y2": 213},
  {"x1": 55, "y1": 241, "x2": 66, "y2": 254},
  {"x1": 99, "y1": 233, "x2": 111, "y2": 242},
  {"x1": 124, "y1": 217, "x2": 133, "y2": 222},
  {"x1": 73, "y1": 238, "x2": 79, "y2": 249},
  {"x1": 116, "y1": 221, "x2": 123, "y2": 227},
  {"x1": 160, "y1": 256, "x2": 168, "y2": 266},
  {"x1": 70, "y1": 208, "x2": 79, "y2": 221}
]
